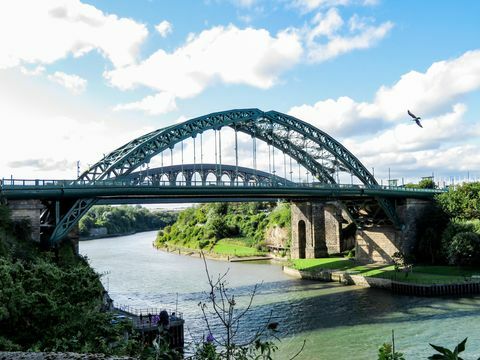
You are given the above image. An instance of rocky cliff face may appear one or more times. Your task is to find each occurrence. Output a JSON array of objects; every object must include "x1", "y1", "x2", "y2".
[{"x1": 265, "y1": 225, "x2": 289, "y2": 249}]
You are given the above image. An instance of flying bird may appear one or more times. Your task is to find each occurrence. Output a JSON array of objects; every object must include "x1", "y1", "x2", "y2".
[{"x1": 407, "y1": 110, "x2": 423, "y2": 128}]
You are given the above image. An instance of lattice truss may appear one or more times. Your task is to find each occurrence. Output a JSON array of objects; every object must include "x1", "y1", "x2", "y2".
[{"x1": 41, "y1": 109, "x2": 398, "y2": 246}]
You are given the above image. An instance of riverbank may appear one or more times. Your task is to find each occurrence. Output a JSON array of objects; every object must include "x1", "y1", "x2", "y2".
[
  {"x1": 156, "y1": 243, "x2": 277, "y2": 262},
  {"x1": 283, "y1": 260, "x2": 480, "y2": 296}
]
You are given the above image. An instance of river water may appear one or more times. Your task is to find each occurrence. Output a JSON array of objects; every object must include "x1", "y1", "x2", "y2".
[{"x1": 80, "y1": 231, "x2": 480, "y2": 359}]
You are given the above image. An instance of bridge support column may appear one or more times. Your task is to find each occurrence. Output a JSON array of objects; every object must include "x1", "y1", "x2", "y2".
[
  {"x1": 355, "y1": 199, "x2": 432, "y2": 263},
  {"x1": 291, "y1": 202, "x2": 342, "y2": 259},
  {"x1": 7, "y1": 199, "x2": 44, "y2": 243}
]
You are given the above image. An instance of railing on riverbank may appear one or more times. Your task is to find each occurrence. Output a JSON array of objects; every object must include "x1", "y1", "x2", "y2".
[
  {"x1": 284, "y1": 266, "x2": 480, "y2": 297},
  {"x1": 391, "y1": 281, "x2": 480, "y2": 297},
  {"x1": 114, "y1": 304, "x2": 184, "y2": 349}
]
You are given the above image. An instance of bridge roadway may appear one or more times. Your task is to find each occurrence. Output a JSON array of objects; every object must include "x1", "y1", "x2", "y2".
[{"x1": 0, "y1": 178, "x2": 442, "y2": 203}]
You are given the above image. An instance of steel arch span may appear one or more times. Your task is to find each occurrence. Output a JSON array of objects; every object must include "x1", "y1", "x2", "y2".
[
  {"x1": 44, "y1": 108, "x2": 383, "y2": 245},
  {"x1": 79, "y1": 108, "x2": 376, "y2": 185}
]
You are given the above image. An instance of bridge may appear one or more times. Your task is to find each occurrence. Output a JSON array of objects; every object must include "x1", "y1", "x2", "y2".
[{"x1": 0, "y1": 108, "x2": 443, "y2": 263}]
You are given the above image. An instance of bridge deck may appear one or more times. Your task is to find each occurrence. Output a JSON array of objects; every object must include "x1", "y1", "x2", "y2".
[{"x1": 0, "y1": 178, "x2": 443, "y2": 201}]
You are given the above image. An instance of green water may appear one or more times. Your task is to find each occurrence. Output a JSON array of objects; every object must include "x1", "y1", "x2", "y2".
[{"x1": 80, "y1": 231, "x2": 480, "y2": 359}]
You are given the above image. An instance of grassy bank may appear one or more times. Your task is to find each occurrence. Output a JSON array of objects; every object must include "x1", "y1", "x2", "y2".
[
  {"x1": 289, "y1": 258, "x2": 480, "y2": 284},
  {"x1": 212, "y1": 238, "x2": 266, "y2": 257}
]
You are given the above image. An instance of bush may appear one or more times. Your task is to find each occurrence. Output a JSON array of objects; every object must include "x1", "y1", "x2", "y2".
[
  {"x1": 441, "y1": 219, "x2": 480, "y2": 260},
  {"x1": 447, "y1": 232, "x2": 480, "y2": 266}
]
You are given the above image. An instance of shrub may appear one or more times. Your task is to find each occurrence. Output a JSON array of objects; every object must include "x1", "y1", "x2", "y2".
[
  {"x1": 441, "y1": 219, "x2": 480, "y2": 260},
  {"x1": 447, "y1": 232, "x2": 480, "y2": 266}
]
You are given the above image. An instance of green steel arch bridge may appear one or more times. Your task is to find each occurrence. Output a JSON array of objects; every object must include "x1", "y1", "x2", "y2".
[{"x1": 0, "y1": 109, "x2": 443, "y2": 246}]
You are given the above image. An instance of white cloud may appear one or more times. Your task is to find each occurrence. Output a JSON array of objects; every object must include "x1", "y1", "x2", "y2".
[
  {"x1": 48, "y1": 71, "x2": 87, "y2": 94},
  {"x1": 0, "y1": 0, "x2": 148, "y2": 69},
  {"x1": 155, "y1": 20, "x2": 172, "y2": 38},
  {"x1": 292, "y1": 0, "x2": 376, "y2": 12},
  {"x1": 113, "y1": 92, "x2": 177, "y2": 115},
  {"x1": 307, "y1": 8, "x2": 344, "y2": 42},
  {"x1": 106, "y1": 25, "x2": 303, "y2": 113},
  {"x1": 289, "y1": 50, "x2": 480, "y2": 180},
  {"x1": 290, "y1": 50, "x2": 480, "y2": 137},
  {"x1": 366, "y1": 50, "x2": 480, "y2": 120},
  {"x1": 343, "y1": 104, "x2": 469, "y2": 158},
  {"x1": 304, "y1": 9, "x2": 393, "y2": 62},
  {"x1": 0, "y1": 70, "x2": 154, "y2": 179},
  {"x1": 235, "y1": 0, "x2": 257, "y2": 7},
  {"x1": 20, "y1": 65, "x2": 46, "y2": 76}
]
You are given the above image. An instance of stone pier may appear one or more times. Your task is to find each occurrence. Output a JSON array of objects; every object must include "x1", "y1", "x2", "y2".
[
  {"x1": 7, "y1": 199, "x2": 44, "y2": 243},
  {"x1": 290, "y1": 202, "x2": 344, "y2": 259},
  {"x1": 355, "y1": 199, "x2": 433, "y2": 263},
  {"x1": 291, "y1": 198, "x2": 434, "y2": 263}
]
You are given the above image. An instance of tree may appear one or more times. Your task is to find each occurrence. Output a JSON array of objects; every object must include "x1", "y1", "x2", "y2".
[
  {"x1": 447, "y1": 232, "x2": 480, "y2": 266},
  {"x1": 194, "y1": 253, "x2": 305, "y2": 360},
  {"x1": 418, "y1": 178, "x2": 436, "y2": 189},
  {"x1": 436, "y1": 182, "x2": 480, "y2": 220}
]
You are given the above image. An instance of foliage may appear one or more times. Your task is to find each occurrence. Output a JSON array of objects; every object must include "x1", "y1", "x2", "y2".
[
  {"x1": 193, "y1": 253, "x2": 304, "y2": 360},
  {"x1": 404, "y1": 178, "x2": 436, "y2": 189},
  {"x1": 79, "y1": 205, "x2": 178, "y2": 237},
  {"x1": 0, "y1": 253, "x2": 124, "y2": 353},
  {"x1": 436, "y1": 182, "x2": 480, "y2": 220},
  {"x1": 446, "y1": 232, "x2": 480, "y2": 266},
  {"x1": 418, "y1": 178, "x2": 436, "y2": 189},
  {"x1": 440, "y1": 219, "x2": 480, "y2": 266},
  {"x1": 428, "y1": 337, "x2": 473, "y2": 360},
  {"x1": 413, "y1": 204, "x2": 449, "y2": 264},
  {"x1": 377, "y1": 343, "x2": 405, "y2": 360},
  {"x1": 0, "y1": 204, "x2": 135, "y2": 355},
  {"x1": 155, "y1": 202, "x2": 290, "y2": 253}
]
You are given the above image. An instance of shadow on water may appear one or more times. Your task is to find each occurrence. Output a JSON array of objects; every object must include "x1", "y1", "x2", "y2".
[
  {"x1": 137, "y1": 276, "x2": 480, "y2": 342},
  {"x1": 81, "y1": 232, "x2": 480, "y2": 359}
]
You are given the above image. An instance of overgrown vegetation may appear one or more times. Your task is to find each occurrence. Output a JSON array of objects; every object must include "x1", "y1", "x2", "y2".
[
  {"x1": 0, "y1": 204, "x2": 131, "y2": 354},
  {"x1": 433, "y1": 182, "x2": 480, "y2": 266},
  {"x1": 155, "y1": 202, "x2": 291, "y2": 254},
  {"x1": 79, "y1": 205, "x2": 177, "y2": 238}
]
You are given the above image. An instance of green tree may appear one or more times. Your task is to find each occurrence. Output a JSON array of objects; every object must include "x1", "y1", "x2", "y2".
[
  {"x1": 418, "y1": 178, "x2": 436, "y2": 189},
  {"x1": 436, "y1": 182, "x2": 480, "y2": 220}
]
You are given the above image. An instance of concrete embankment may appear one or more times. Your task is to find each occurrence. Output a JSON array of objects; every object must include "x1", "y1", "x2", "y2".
[{"x1": 283, "y1": 266, "x2": 480, "y2": 296}]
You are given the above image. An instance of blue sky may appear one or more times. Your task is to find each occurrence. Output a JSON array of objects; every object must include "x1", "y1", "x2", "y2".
[{"x1": 0, "y1": 0, "x2": 479, "y2": 184}]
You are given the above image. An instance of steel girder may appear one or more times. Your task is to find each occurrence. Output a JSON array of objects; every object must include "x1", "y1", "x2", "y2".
[
  {"x1": 77, "y1": 109, "x2": 374, "y2": 184},
  {"x1": 126, "y1": 164, "x2": 294, "y2": 186},
  {"x1": 49, "y1": 109, "x2": 398, "y2": 245}
]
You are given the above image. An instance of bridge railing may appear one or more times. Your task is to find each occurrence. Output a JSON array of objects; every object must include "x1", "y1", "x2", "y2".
[{"x1": 0, "y1": 177, "x2": 445, "y2": 193}]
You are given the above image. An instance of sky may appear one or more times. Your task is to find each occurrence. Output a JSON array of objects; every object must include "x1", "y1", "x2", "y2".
[{"x1": 1, "y1": 0, "x2": 480, "y2": 185}]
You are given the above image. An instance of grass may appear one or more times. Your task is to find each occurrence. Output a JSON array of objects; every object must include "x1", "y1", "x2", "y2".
[
  {"x1": 289, "y1": 258, "x2": 480, "y2": 285},
  {"x1": 368, "y1": 265, "x2": 480, "y2": 284},
  {"x1": 289, "y1": 257, "x2": 357, "y2": 271},
  {"x1": 212, "y1": 237, "x2": 266, "y2": 257}
]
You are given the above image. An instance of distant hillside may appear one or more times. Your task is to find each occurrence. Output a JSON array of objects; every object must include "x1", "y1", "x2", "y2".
[{"x1": 79, "y1": 205, "x2": 178, "y2": 239}]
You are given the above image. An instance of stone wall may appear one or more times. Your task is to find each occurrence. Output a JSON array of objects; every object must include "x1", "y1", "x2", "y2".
[
  {"x1": 291, "y1": 202, "x2": 328, "y2": 258},
  {"x1": 290, "y1": 201, "x2": 346, "y2": 258},
  {"x1": 356, "y1": 227, "x2": 401, "y2": 263},
  {"x1": 7, "y1": 199, "x2": 44, "y2": 243},
  {"x1": 324, "y1": 204, "x2": 341, "y2": 254},
  {"x1": 265, "y1": 225, "x2": 289, "y2": 249},
  {"x1": 355, "y1": 198, "x2": 434, "y2": 264}
]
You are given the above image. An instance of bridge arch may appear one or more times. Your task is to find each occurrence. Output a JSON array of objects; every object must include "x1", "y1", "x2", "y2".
[
  {"x1": 47, "y1": 109, "x2": 380, "y2": 245},
  {"x1": 79, "y1": 109, "x2": 376, "y2": 186}
]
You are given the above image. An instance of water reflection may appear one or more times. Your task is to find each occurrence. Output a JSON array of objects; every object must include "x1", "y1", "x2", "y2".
[{"x1": 80, "y1": 231, "x2": 480, "y2": 360}]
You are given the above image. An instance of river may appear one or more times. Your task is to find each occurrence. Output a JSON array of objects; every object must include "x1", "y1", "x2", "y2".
[{"x1": 80, "y1": 231, "x2": 480, "y2": 359}]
